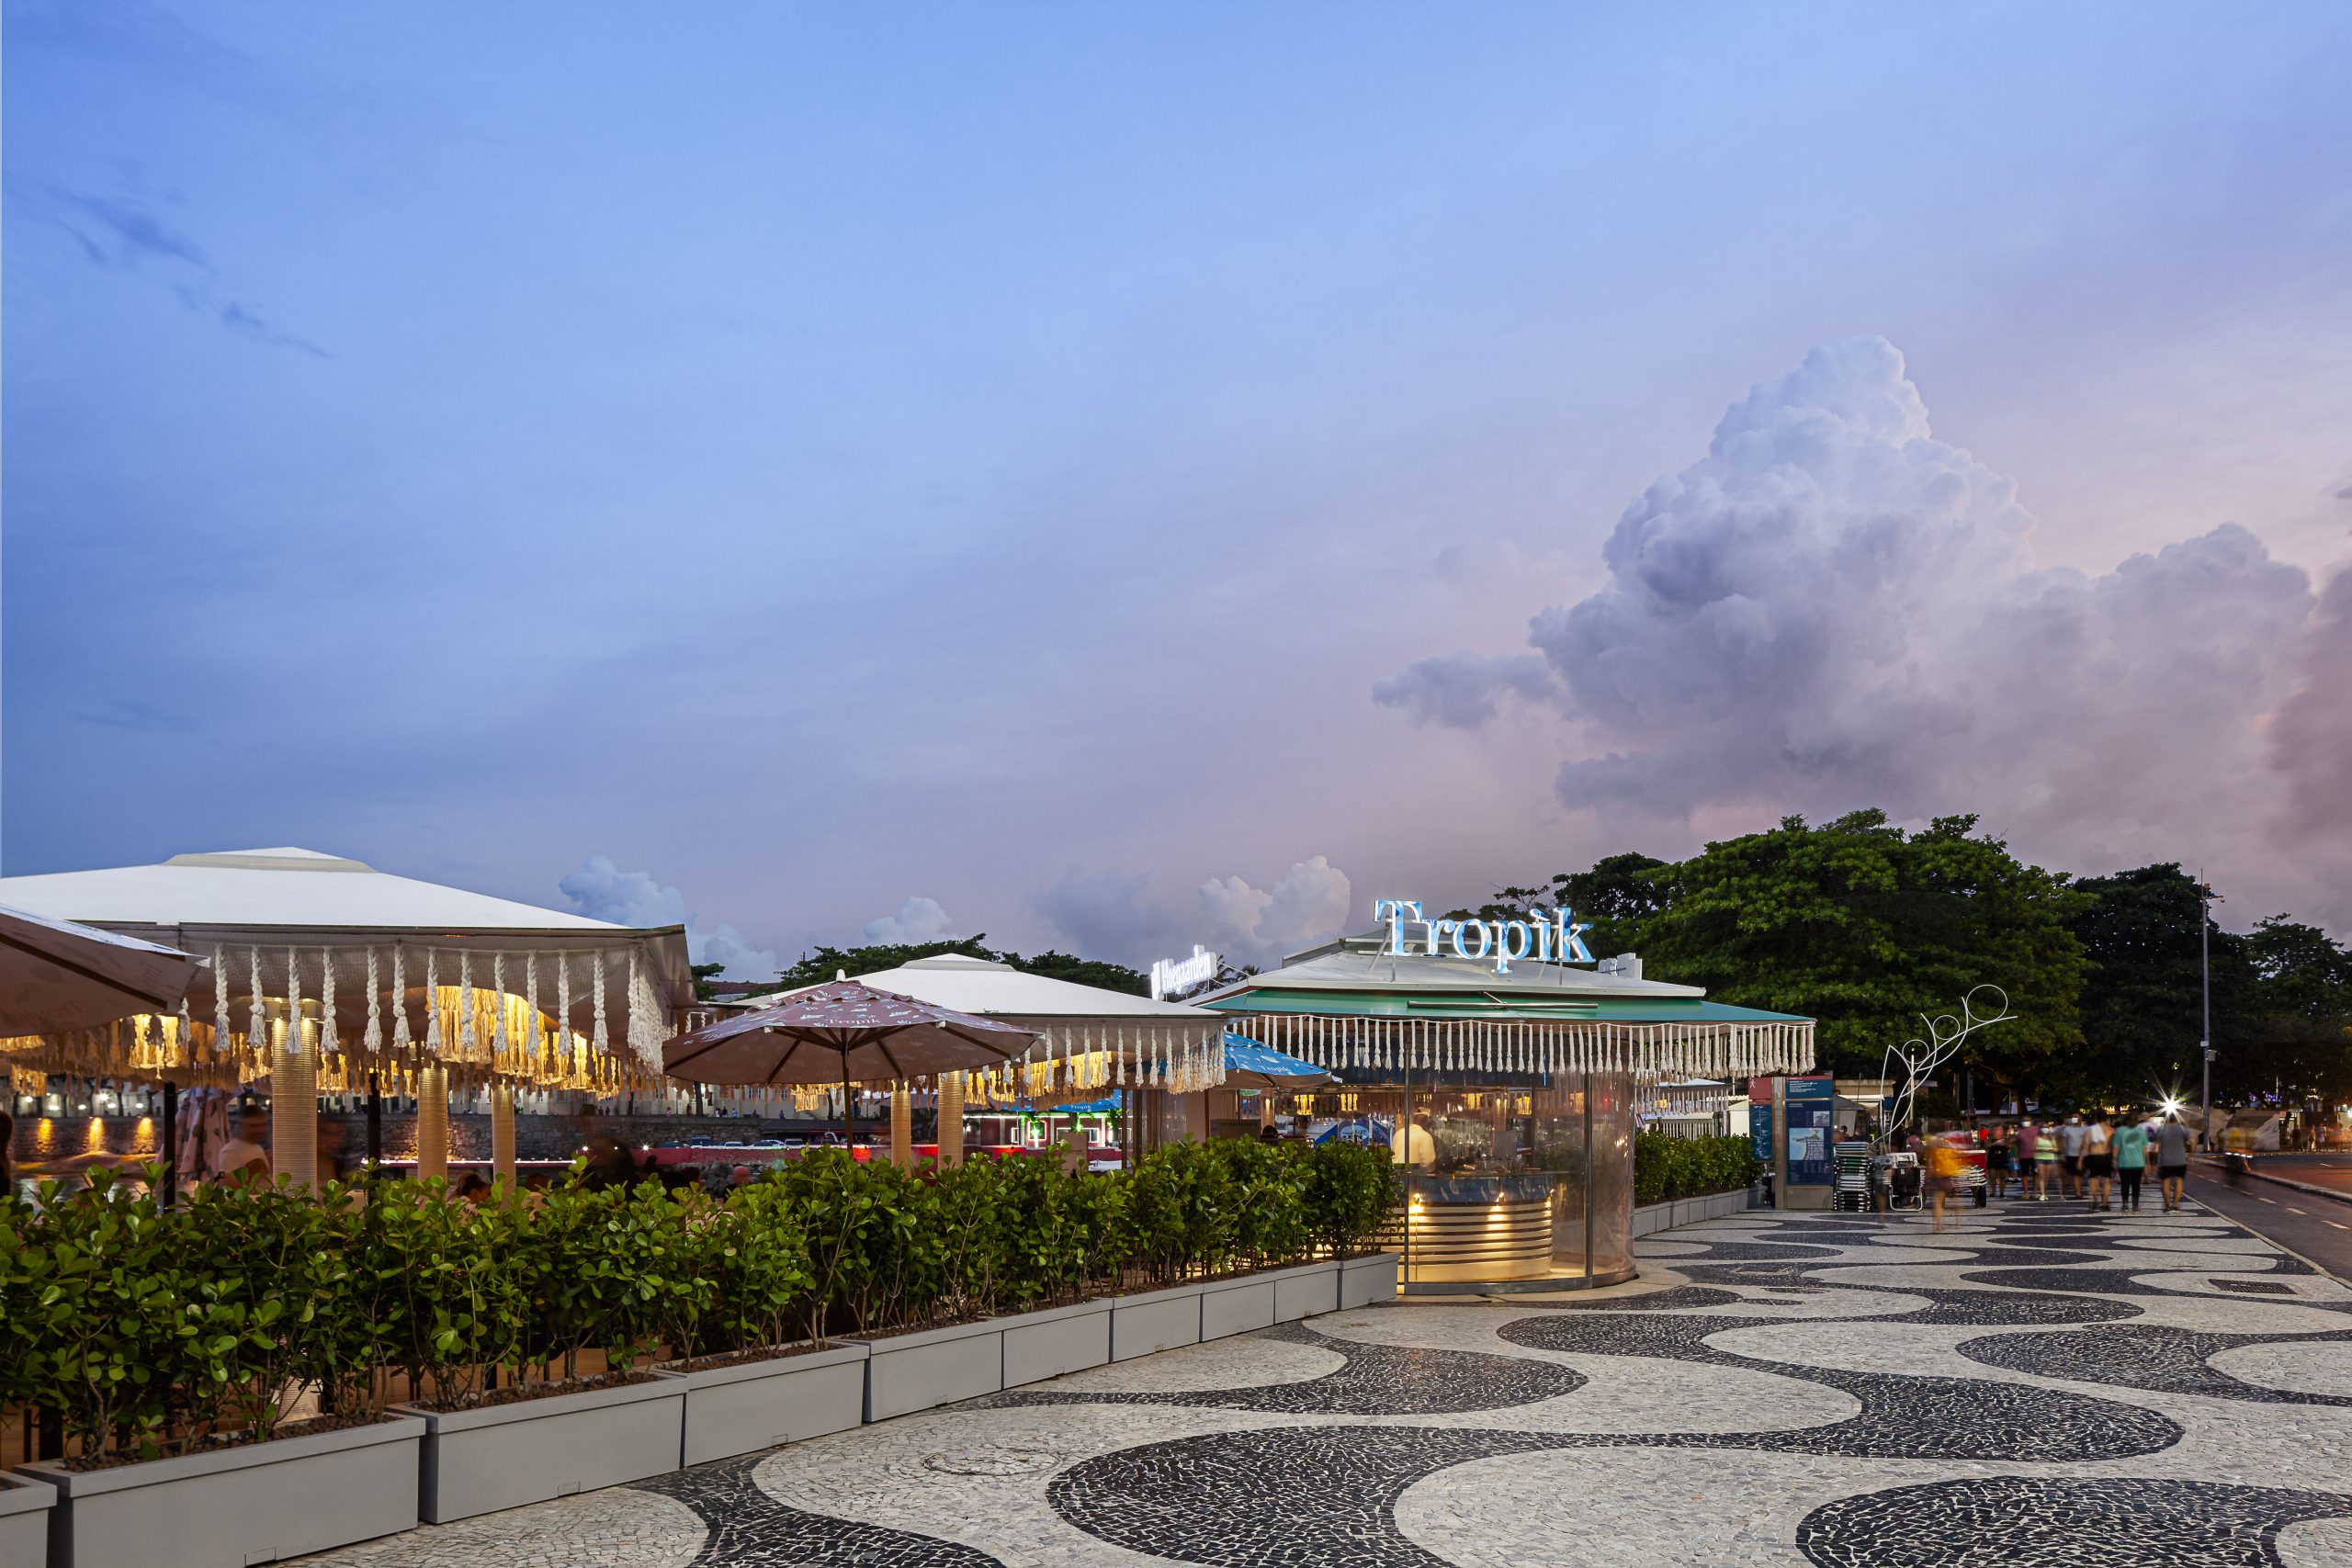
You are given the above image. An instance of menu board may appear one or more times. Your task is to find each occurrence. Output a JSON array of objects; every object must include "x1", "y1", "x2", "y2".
[{"x1": 1783, "y1": 1076, "x2": 1837, "y2": 1186}]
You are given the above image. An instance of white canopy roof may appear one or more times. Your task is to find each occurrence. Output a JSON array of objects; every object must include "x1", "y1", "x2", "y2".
[
  {"x1": 0, "y1": 848, "x2": 695, "y2": 1062},
  {"x1": 0, "y1": 847, "x2": 620, "y2": 933},
  {"x1": 743, "y1": 953, "x2": 1220, "y2": 1020}
]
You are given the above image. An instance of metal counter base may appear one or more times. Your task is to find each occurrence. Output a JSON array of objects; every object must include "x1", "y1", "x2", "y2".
[{"x1": 1402, "y1": 1265, "x2": 1639, "y2": 1296}]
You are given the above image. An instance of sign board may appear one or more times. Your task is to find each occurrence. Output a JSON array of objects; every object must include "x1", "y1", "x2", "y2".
[
  {"x1": 1782, "y1": 1075, "x2": 1836, "y2": 1185},
  {"x1": 1148, "y1": 945, "x2": 1220, "y2": 1002},
  {"x1": 1372, "y1": 899, "x2": 1594, "y2": 975}
]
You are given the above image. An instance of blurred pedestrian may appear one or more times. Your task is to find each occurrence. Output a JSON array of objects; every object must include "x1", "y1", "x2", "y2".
[
  {"x1": 2032, "y1": 1123, "x2": 2060, "y2": 1201},
  {"x1": 2112, "y1": 1112, "x2": 2150, "y2": 1212},
  {"x1": 2058, "y1": 1114, "x2": 2088, "y2": 1200},
  {"x1": 2084, "y1": 1113, "x2": 2115, "y2": 1212},
  {"x1": 2154, "y1": 1113, "x2": 2194, "y2": 1212},
  {"x1": 1925, "y1": 1130, "x2": 1966, "y2": 1234}
]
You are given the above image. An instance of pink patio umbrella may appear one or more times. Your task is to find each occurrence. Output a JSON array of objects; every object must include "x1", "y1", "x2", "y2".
[
  {"x1": 661, "y1": 978, "x2": 1038, "y2": 1146},
  {"x1": 0, "y1": 903, "x2": 200, "y2": 1037}
]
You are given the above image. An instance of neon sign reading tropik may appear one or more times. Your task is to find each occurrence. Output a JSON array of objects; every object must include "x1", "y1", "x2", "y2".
[{"x1": 1373, "y1": 899, "x2": 1594, "y2": 976}]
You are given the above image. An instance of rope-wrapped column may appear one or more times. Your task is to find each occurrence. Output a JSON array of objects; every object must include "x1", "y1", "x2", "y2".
[
  {"x1": 416, "y1": 1064, "x2": 449, "y2": 1183},
  {"x1": 938, "y1": 1071, "x2": 965, "y2": 1166},
  {"x1": 273, "y1": 1027, "x2": 318, "y2": 1191},
  {"x1": 889, "y1": 1083, "x2": 913, "y2": 1168},
  {"x1": 491, "y1": 1082, "x2": 516, "y2": 1188}
]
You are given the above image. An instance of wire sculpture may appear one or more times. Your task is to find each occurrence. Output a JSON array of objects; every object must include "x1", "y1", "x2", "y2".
[{"x1": 1880, "y1": 985, "x2": 2013, "y2": 1136}]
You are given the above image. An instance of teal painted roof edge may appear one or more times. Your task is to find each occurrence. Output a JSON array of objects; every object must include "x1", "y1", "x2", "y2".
[{"x1": 1202, "y1": 990, "x2": 1810, "y2": 1024}]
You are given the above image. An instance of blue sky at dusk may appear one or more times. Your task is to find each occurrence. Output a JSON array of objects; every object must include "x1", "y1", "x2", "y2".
[{"x1": 6, "y1": 1, "x2": 2348, "y2": 976}]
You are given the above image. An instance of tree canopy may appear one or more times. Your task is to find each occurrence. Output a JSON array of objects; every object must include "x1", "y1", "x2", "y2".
[
  {"x1": 1628, "y1": 811, "x2": 2086, "y2": 1083},
  {"x1": 1497, "y1": 812, "x2": 2352, "y2": 1108}
]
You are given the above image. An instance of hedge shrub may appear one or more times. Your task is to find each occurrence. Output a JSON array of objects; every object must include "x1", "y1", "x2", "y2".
[
  {"x1": 0, "y1": 1135, "x2": 1392, "y2": 1464},
  {"x1": 1633, "y1": 1132, "x2": 1759, "y2": 1206}
]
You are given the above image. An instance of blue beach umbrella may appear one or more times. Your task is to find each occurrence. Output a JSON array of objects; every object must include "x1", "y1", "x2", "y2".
[{"x1": 1221, "y1": 1032, "x2": 1332, "y2": 1090}]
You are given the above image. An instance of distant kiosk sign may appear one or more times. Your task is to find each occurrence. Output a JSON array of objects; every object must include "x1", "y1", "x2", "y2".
[
  {"x1": 1374, "y1": 899, "x2": 1594, "y2": 975},
  {"x1": 1149, "y1": 945, "x2": 1221, "y2": 1001}
]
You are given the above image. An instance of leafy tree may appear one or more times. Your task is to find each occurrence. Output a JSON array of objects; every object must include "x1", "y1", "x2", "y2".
[
  {"x1": 2065, "y1": 864, "x2": 2249, "y2": 1104},
  {"x1": 1013, "y1": 949, "x2": 1150, "y2": 997},
  {"x1": 1632, "y1": 811, "x2": 2088, "y2": 1087},
  {"x1": 2236, "y1": 916, "x2": 2352, "y2": 1103},
  {"x1": 1464, "y1": 852, "x2": 1671, "y2": 957}
]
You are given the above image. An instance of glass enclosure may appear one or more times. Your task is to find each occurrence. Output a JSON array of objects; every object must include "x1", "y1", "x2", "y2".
[{"x1": 1286, "y1": 1070, "x2": 1639, "y2": 1289}]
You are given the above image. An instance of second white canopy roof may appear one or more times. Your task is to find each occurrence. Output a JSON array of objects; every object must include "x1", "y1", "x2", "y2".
[{"x1": 742, "y1": 953, "x2": 1220, "y2": 1021}]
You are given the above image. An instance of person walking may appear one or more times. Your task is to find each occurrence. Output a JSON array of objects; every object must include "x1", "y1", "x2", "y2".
[
  {"x1": 1924, "y1": 1129, "x2": 1966, "y2": 1233},
  {"x1": 1985, "y1": 1124, "x2": 2014, "y2": 1200},
  {"x1": 2084, "y1": 1113, "x2": 2115, "y2": 1212},
  {"x1": 2016, "y1": 1118, "x2": 2041, "y2": 1199},
  {"x1": 2033, "y1": 1123, "x2": 2060, "y2": 1201},
  {"x1": 2058, "y1": 1113, "x2": 2089, "y2": 1200},
  {"x1": 2113, "y1": 1111, "x2": 2150, "y2": 1212},
  {"x1": 2154, "y1": 1112, "x2": 2194, "y2": 1212}
]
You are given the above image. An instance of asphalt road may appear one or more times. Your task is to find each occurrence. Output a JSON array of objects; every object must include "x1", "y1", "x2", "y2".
[
  {"x1": 2187, "y1": 1164, "x2": 2352, "y2": 1283},
  {"x1": 2241, "y1": 1151, "x2": 2352, "y2": 1195}
]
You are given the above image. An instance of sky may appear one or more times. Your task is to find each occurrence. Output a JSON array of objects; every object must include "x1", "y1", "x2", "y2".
[{"x1": 5, "y1": 1, "x2": 2349, "y2": 977}]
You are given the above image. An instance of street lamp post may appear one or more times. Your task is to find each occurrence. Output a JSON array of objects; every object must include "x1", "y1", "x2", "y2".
[{"x1": 2199, "y1": 872, "x2": 2217, "y2": 1151}]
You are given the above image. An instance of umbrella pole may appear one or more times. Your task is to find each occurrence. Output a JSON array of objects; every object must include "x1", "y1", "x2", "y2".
[
  {"x1": 368, "y1": 1070, "x2": 383, "y2": 1168},
  {"x1": 161, "y1": 1081, "x2": 178, "y2": 1206},
  {"x1": 841, "y1": 1055, "x2": 856, "y2": 1150}
]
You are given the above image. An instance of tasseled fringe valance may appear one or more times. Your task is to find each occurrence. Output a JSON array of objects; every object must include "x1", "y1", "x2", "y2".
[
  {"x1": 1234, "y1": 1012, "x2": 1815, "y2": 1080},
  {"x1": 0, "y1": 939, "x2": 684, "y2": 1094}
]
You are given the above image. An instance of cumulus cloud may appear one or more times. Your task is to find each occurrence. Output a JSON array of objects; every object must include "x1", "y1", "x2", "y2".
[
  {"x1": 863, "y1": 896, "x2": 956, "y2": 945},
  {"x1": 2271, "y1": 565, "x2": 2352, "y2": 845},
  {"x1": 1033, "y1": 869, "x2": 1182, "y2": 966},
  {"x1": 1200, "y1": 856, "x2": 1354, "y2": 966},
  {"x1": 559, "y1": 856, "x2": 780, "y2": 980},
  {"x1": 1372, "y1": 651, "x2": 1558, "y2": 728},
  {"x1": 1377, "y1": 336, "x2": 2345, "y2": 919}
]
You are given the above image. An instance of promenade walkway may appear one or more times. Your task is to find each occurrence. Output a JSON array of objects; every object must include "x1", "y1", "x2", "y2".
[{"x1": 300, "y1": 1205, "x2": 2352, "y2": 1567}]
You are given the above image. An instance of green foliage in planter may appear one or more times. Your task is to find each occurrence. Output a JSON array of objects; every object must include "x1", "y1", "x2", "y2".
[
  {"x1": 1633, "y1": 1132, "x2": 1759, "y2": 1205},
  {"x1": 0, "y1": 1137, "x2": 1395, "y2": 1460},
  {"x1": 1302, "y1": 1141, "x2": 1396, "y2": 1257}
]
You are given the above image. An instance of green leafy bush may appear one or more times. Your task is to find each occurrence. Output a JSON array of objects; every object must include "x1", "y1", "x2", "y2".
[
  {"x1": 1633, "y1": 1132, "x2": 1759, "y2": 1205},
  {"x1": 0, "y1": 1137, "x2": 1394, "y2": 1463}
]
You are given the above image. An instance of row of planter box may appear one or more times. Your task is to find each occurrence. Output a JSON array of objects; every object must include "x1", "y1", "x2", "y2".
[{"x1": 3, "y1": 1252, "x2": 1398, "y2": 1568}]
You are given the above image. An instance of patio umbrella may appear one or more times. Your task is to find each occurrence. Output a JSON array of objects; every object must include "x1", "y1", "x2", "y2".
[
  {"x1": 0, "y1": 903, "x2": 201, "y2": 1037},
  {"x1": 1219, "y1": 1032, "x2": 1333, "y2": 1091},
  {"x1": 662, "y1": 978, "x2": 1039, "y2": 1145}
]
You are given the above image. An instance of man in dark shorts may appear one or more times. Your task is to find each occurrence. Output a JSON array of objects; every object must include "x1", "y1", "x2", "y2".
[
  {"x1": 2154, "y1": 1112, "x2": 2194, "y2": 1212},
  {"x1": 2083, "y1": 1114, "x2": 2115, "y2": 1212},
  {"x1": 2057, "y1": 1113, "x2": 2089, "y2": 1200}
]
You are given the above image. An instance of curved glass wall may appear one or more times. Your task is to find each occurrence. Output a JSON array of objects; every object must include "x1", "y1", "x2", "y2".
[{"x1": 1293, "y1": 1071, "x2": 1638, "y2": 1289}]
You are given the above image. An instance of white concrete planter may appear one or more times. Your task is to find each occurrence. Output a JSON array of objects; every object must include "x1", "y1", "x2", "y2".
[
  {"x1": 854, "y1": 1317, "x2": 1004, "y2": 1421},
  {"x1": 1632, "y1": 1186, "x2": 1751, "y2": 1237},
  {"x1": 392, "y1": 1376, "x2": 683, "y2": 1524},
  {"x1": 1198, "y1": 1275, "x2": 1276, "y2": 1341},
  {"x1": 1110, "y1": 1280, "x2": 1203, "y2": 1361},
  {"x1": 1339, "y1": 1251, "x2": 1401, "y2": 1308},
  {"x1": 1000, "y1": 1299, "x2": 1112, "y2": 1389},
  {"x1": 659, "y1": 1342, "x2": 869, "y2": 1468},
  {"x1": 0, "y1": 1474, "x2": 52, "y2": 1568},
  {"x1": 1269, "y1": 1258, "x2": 1341, "y2": 1322},
  {"x1": 14, "y1": 1416, "x2": 420, "y2": 1568}
]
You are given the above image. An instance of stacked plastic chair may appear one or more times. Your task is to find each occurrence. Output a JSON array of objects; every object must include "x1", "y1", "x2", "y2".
[{"x1": 1832, "y1": 1141, "x2": 1872, "y2": 1211}]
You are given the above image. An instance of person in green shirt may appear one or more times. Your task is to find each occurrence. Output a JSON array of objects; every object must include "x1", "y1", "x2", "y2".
[{"x1": 2112, "y1": 1112, "x2": 2151, "y2": 1213}]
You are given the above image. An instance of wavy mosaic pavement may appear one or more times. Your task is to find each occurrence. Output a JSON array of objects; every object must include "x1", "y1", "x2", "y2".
[{"x1": 289, "y1": 1201, "x2": 2352, "y2": 1568}]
